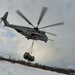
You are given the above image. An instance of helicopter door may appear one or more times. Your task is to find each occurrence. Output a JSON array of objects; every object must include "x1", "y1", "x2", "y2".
[{"x1": 31, "y1": 33, "x2": 38, "y2": 40}]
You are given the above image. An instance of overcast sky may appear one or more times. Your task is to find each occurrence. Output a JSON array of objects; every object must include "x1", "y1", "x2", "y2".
[{"x1": 0, "y1": 0, "x2": 75, "y2": 68}]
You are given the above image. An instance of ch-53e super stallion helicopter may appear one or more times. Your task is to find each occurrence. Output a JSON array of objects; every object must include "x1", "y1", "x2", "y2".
[
  {"x1": 0, "y1": 7, "x2": 64, "y2": 61},
  {"x1": 0, "y1": 7, "x2": 64, "y2": 43}
]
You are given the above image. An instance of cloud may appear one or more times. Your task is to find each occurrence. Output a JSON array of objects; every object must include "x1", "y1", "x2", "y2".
[
  {"x1": 0, "y1": 0, "x2": 75, "y2": 68},
  {"x1": 0, "y1": 26, "x2": 18, "y2": 56},
  {"x1": 67, "y1": 65, "x2": 75, "y2": 70}
]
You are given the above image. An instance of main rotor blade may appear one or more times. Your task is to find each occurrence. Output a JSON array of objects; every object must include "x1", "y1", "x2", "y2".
[
  {"x1": 0, "y1": 18, "x2": 2, "y2": 22},
  {"x1": 0, "y1": 20, "x2": 2, "y2": 24},
  {"x1": 45, "y1": 31, "x2": 57, "y2": 36},
  {"x1": 37, "y1": 7, "x2": 48, "y2": 27},
  {"x1": 16, "y1": 10, "x2": 35, "y2": 28},
  {"x1": 48, "y1": 39, "x2": 54, "y2": 41},
  {"x1": 39, "y1": 22, "x2": 64, "y2": 29}
]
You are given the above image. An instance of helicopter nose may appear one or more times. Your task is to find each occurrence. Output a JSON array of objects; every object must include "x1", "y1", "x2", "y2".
[{"x1": 44, "y1": 35, "x2": 48, "y2": 43}]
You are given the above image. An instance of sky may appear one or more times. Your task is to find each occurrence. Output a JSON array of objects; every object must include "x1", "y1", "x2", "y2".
[{"x1": 0, "y1": 0, "x2": 75, "y2": 68}]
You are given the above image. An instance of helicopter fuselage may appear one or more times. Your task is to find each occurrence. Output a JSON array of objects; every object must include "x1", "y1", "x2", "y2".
[
  {"x1": 1, "y1": 8, "x2": 63, "y2": 43},
  {"x1": 7, "y1": 25, "x2": 48, "y2": 42}
]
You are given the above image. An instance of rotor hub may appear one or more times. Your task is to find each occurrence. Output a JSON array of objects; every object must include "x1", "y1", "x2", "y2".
[{"x1": 34, "y1": 27, "x2": 38, "y2": 31}]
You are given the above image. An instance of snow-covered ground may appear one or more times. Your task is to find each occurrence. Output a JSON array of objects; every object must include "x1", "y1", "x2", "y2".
[{"x1": 0, "y1": 61, "x2": 65, "y2": 75}]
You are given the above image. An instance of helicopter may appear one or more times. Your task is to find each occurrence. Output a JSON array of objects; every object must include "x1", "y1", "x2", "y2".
[{"x1": 0, "y1": 7, "x2": 64, "y2": 43}]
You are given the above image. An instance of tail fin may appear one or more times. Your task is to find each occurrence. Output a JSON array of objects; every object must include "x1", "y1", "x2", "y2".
[
  {"x1": 1, "y1": 12, "x2": 9, "y2": 26},
  {"x1": 1, "y1": 12, "x2": 8, "y2": 20}
]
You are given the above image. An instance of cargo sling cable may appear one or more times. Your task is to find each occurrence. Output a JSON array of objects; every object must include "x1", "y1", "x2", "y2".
[{"x1": 23, "y1": 40, "x2": 35, "y2": 61}]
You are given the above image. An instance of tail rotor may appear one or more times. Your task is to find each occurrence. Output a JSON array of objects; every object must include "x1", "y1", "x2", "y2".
[{"x1": 0, "y1": 17, "x2": 2, "y2": 25}]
